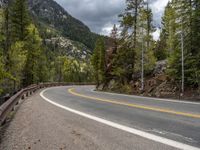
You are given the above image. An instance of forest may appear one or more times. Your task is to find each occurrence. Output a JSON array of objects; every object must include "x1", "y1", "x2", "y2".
[
  {"x1": 92, "y1": 0, "x2": 200, "y2": 99},
  {"x1": 0, "y1": 0, "x2": 93, "y2": 97}
]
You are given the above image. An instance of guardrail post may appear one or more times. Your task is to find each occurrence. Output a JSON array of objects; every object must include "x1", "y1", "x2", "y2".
[
  {"x1": 26, "y1": 92, "x2": 29, "y2": 97},
  {"x1": 21, "y1": 94, "x2": 25, "y2": 100},
  {"x1": 12, "y1": 106, "x2": 15, "y2": 111}
]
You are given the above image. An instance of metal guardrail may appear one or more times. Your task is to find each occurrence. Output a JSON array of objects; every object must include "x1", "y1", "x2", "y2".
[{"x1": 0, "y1": 82, "x2": 94, "y2": 125}]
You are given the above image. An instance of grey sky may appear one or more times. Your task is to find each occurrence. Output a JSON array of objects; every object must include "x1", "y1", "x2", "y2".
[{"x1": 55, "y1": 0, "x2": 169, "y2": 39}]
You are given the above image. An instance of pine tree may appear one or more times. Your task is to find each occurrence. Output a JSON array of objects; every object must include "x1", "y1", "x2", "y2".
[
  {"x1": 106, "y1": 24, "x2": 119, "y2": 79},
  {"x1": 162, "y1": 2, "x2": 177, "y2": 55},
  {"x1": 110, "y1": 24, "x2": 118, "y2": 55},
  {"x1": 99, "y1": 38, "x2": 106, "y2": 84},
  {"x1": 36, "y1": 48, "x2": 49, "y2": 83},
  {"x1": 10, "y1": 0, "x2": 30, "y2": 42},
  {"x1": 1, "y1": 3, "x2": 12, "y2": 71},
  {"x1": 91, "y1": 37, "x2": 106, "y2": 86},
  {"x1": 191, "y1": 0, "x2": 200, "y2": 87},
  {"x1": 119, "y1": 0, "x2": 143, "y2": 80},
  {"x1": 111, "y1": 39, "x2": 133, "y2": 85},
  {"x1": 91, "y1": 40, "x2": 100, "y2": 85},
  {"x1": 23, "y1": 24, "x2": 43, "y2": 86},
  {"x1": 0, "y1": 10, "x2": 14, "y2": 93},
  {"x1": 154, "y1": 31, "x2": 167, "y2": 61},
  {"x1": 164, "y1": 0, "x2": 200, "y2": 89}
]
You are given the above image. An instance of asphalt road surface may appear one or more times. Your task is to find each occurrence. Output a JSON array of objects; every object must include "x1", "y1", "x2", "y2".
[{"x1": 40, "y1": 86, "x2": 200, "y2": 150}]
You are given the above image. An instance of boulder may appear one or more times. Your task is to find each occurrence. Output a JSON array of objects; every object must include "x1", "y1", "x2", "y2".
[{"x1": 154, "y1": 60, "x2": 167, "y2": 75}]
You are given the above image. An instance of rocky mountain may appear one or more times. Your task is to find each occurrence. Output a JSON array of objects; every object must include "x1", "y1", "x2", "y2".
[
  {"x1": 45, "y1": 36, "x2": 92, "y2": 61},
  {"x1": 1, "y1": 0, "x2": 100, "y2": 60},
  {"x1": 28, "y1": 0, "x2": 99, "y2": 50}
]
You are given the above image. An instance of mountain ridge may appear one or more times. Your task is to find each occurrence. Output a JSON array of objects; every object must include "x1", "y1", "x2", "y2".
[{"x1": 28, "y1": 0, "x2": 99, "y2": 49}]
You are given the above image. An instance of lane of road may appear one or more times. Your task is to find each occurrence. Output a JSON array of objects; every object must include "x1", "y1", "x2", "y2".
[{"x1": 41, "y1": 86, "x2": 200, "y2": 149}]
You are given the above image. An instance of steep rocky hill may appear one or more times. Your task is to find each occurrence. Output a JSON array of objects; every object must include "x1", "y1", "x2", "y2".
[
  {"x1": 28, "y1": 0, "x2": 99, "y2": 50},
  {"x1": 1, "y1": 0, "x2": 100, "y2": 60}
]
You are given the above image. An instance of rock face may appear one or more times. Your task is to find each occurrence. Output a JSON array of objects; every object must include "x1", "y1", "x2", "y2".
[
  {"x1": 105, "y1": 59, "x2": 180, "y2": 98},
  {"x1": 28, "y1": 0, "x2": 98, "y2": 49},
  {"x1": 45, "y1": 37, "x2": 92, "y2": 60},
  {"x1": 154, "y1": 60, "x2": 168, "y2": 75}
]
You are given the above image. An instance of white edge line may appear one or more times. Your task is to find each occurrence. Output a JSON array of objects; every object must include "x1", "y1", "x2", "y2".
[
  {"x1": 40, "y1": 88, "x2": 200, "y2": 150},
  {"x1": 90, "y1": 88, "x2": 200, "y2": 105}
]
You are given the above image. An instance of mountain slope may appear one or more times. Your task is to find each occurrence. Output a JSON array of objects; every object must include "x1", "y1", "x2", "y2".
[{"x1": 28, "y1": 0, "x2": 99, "y2": 49}]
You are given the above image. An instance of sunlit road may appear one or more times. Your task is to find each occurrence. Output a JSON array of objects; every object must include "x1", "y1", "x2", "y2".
[{"x1": 41, "y1": 86, "x2": 200, "y2": 150}]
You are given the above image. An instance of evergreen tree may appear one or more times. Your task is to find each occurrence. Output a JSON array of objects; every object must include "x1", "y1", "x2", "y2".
[
  {"x1": 162, "y1": 2, "x2": 176, "y2": 55},
  {"x1": 154, "y1": 31, "x2": 167, "y2": 61},
  {"x1": 166, "y1": 0, "x2": 197, "y2": 87},
  {"x1": 0, "y1": 0, "x2": 31, "y2": 89},
  {"x1": 160, "y1": 0, "x2": 200, "y2": 90},
  {"x1": 191, "y1": 0, "x2": 200, "y2": 87},
  {"x1": 91, "y1": 40, "x2": 100, "y2": 85},
  {"x1": 0, "y1": 10, "x2": 13, "y2": 93},
  {"x1": 119, "y1": 0, "x2": 143, "y2": 80},
  {"x1": 23, "y1": 24, "x2": 44, "y2": 86},
  {"x1": 0, "y1": 3, "x2": 12, "y2": 72},
  {"x1": 10, "y1": 0, "x2": 30, "y2": 41},
  {"x1": 106, "y1": 24, "x2": 119, "y2": 79},
  {"x1": 99, "y1": 38, "x2": 106, "y2": 84},
  {"x1": 111, "y1": 39, "x2": 133, "y2": 85},
  {"x1": 36, "y1": 48, "x2": 49, "y2": 83},
  {"x1": 91, "y1": 37, "x2": 106, "y2": 86},
  {"x1": 110, "y1": 24, "x2": 118, "y2": 55}
]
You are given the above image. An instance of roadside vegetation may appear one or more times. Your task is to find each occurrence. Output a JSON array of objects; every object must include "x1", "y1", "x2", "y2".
[
  {"x1": 0, "y1": 0, "x2": 93, "y2": 96},
  {"x1": 92, "y1": 0, "x2": 200, "y2": 99}
]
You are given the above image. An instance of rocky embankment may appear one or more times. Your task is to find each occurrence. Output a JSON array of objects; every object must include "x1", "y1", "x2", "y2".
[{"x1": 102, "y1": 60, "x2": 200, "y2": 100}]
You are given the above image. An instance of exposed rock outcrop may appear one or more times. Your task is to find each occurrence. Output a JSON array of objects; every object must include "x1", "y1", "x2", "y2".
[{"x1": 45, "y1": 37, "x2": 91, "y2": 60}]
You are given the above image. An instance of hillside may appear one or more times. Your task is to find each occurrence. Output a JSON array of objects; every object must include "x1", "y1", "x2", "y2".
[
  {"x1": 0, "y1": 0, "x2": 97, "y2": 94},
  {"x1": 28, "y1": 0, "x2": 99, "y2": 50},
  {"x1": 1, "y1": 0, "x2": 101, "y2": 59}
]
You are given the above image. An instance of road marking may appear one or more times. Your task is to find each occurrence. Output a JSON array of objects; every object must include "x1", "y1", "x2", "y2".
[
  {"x1": 68, "y1": 88, "x2": 200, "y2": 119},
  {"x1": 90, "y1": 88, "x2": 200, "y2": 105},
  {"x1": 40, "y1": 88, "x2": 200, "y2": 150}
]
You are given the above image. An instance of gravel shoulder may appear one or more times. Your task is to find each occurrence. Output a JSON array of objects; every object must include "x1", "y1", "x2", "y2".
[{"x1": 0, "y1": 89, "x2": 177, "y2": 150}]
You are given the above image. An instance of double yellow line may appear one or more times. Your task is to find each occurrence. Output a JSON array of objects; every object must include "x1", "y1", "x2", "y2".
[{"x1": 68, "y1": 88, "x2": 200, "y2": 119}]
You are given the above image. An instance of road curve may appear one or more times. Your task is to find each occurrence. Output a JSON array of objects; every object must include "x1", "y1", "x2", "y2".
[{"x1": 41, "y1": 86, "x2": 200, "y2": 149}]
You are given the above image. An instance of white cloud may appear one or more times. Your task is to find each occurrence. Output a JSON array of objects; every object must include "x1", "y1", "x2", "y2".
[
  {"x1": 151, "y1": 0, "x2": 169, "y2": 12},
  {"x1": 101, "y1": 26, "x2": 113, "y2": 36},
  {"x1": 150, "y1": 0, "x2": 170, "y2": 27},
  {"x1": 55, "y1": 0, "x2": 126, "y2": 33},
  {"x1": 152, "y1": 28, "x2": 161, "y2": 41},
  {"x1": 55, "y1": 0, "x2": 170, "y2": 39}
]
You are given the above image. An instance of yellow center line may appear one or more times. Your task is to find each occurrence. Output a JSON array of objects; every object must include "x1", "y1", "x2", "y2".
[{"x1": 68, "y1": 88, "x2": 200, "y2": 119}]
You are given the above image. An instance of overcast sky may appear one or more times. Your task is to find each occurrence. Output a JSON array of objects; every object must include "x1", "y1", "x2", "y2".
[{"x1": 55, "y1": 0, "x2": 169, "y2": 40}]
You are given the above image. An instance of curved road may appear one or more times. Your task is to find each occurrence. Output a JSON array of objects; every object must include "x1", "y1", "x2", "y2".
[{"x1": 40, "y1": 86, "x2": 200, "y2": 150}]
